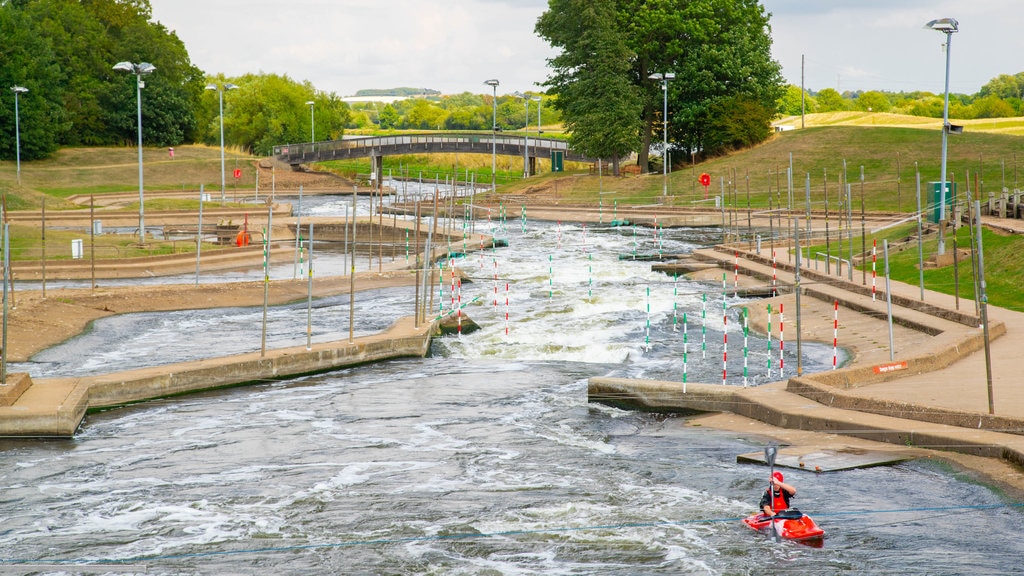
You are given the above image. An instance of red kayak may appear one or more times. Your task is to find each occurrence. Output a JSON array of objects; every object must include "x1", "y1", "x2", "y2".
[{"x1": 742, "y1": 509, "x2": 824, "y2": 546}]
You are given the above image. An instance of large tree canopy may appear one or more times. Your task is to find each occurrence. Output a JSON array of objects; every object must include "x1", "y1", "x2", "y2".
[
  {"x1": 535, "y1": 0, "x2": 641, "y2": 173},
  {"x1": 537, "y1": 0, "x2": 784, "y2": 170},
  {"x1": 0, "y1": 0, "x2": 203, "y2": 157}
]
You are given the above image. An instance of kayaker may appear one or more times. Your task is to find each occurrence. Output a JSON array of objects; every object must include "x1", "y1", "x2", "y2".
[{"x1": 759, "y1": 471, "x2": 796, "y2": 516}]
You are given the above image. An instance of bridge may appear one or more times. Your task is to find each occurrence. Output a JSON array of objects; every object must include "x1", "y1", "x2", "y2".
[{"x1": 272, "y1": 133, "x2": 592, "y2": 177}]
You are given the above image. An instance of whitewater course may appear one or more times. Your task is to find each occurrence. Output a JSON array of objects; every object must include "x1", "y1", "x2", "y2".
[{"x1": 0, "y1": 182, "x2": 1022, "y2": 574}]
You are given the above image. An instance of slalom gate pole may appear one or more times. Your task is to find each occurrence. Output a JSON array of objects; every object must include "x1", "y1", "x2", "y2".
[
  {"x1": 701, "y1": 292, "x2": 708, "y2": 359},
  {"x1": 588, "y1": 253, "x2": 593, "y2": 299},
  {"x1": 722, "y1": 273, "x2": 728, "y2": 384},
  {"x1": 872, "y1": 239, "x2": 877, "y2": 301},
  {"x1": 683, "y1": 311, "x2": 689, "y2": 389},
  {"x1": 548, "y1": 254, "x2": 553, "y2": 299},
  {"x1": 673, "y1": 273, "x2": 678, "y2": 331},
  {"x1": 766, "y1": 303, "x2": 773, "y2": 379},
  {"x1": 743, "y1": 307, "x2": 749, "y2": 386},
  {"x1": 734, "y1": 251, "x2": 739, "y2": 296},
  {"x1": 645, "y1": 285, "x2": 651, "y2": 351},
  {"x1": 779, "y1": 303, "x2": 785, "y2": 377},
  {"x1": 833, "y1": 300, "x2": 839, "y2": 370},
  {"x1": 772, "y1": 250, "x2": 778, "y2": 296}
]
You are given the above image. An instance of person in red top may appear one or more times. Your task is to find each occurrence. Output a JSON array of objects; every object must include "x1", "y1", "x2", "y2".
[{"x1": 759, "y1": 471, "x2": 796, "y2": 516}]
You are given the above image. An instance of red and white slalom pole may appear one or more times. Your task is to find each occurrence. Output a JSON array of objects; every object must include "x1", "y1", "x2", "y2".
[
  {"x1": 722, "y1": 291, "x2": 728, "y2": 385},
  {"x1": 871, "y1": 239, "x2": 877, "y2": 301},
  {"x1": 766, "y1": 303, "x2": 773, "y2": 380},
  {"x1": 772, "y1": 250, "x2": 778, "y2": 297},
  {"x1": 734, "y1": 250, "x2": 739, "y2": 297},
  {"x1": 457, "y1": 278, "x2": 463, "y2": 335},
  {"x1": 504, "y1": 282, "x2": 510, "y2": 335},
  {"x1": 833, "y1": 300, "x2": 839, "y2": 370}
]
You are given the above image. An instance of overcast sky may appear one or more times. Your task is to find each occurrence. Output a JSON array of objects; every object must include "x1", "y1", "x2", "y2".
[{"x1": 149, "y1": 1, "x2": 1024, "y2": 98}]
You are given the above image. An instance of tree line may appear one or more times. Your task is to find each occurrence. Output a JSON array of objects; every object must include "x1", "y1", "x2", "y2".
[{"x1": 3, "y1": 0, "x2": 1024, "y2": 168}]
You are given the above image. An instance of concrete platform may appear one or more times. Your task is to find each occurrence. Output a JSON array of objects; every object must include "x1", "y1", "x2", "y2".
[
  {"x1": 736, "y1": 447, "x2": 916, "y2": 473},
  {"x1": 0, "y1": 316, "x2": 436, "y2": 437}
]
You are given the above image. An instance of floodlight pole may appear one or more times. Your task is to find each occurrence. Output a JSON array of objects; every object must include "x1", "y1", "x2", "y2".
[
  {"x1": 649, "y1": 72, "x2": 675, "y2": 198},
  {"x1": 485, "y1": 79, "x2": 500, "y2": 192},
  {"x1": 11, "y1": 86, "x2": 27, "y2": 185},
  {"x1": 113, "y1": 61, "x2": 156, "y2": 245},
  {"x1": 926, "y1": 18, "x2": 959, "y2": 256},
  {"x1": 205, "y1": 83, "x2": 239, "y2": 203}
]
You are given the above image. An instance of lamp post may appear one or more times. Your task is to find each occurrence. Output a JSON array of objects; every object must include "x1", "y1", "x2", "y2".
[
  {"x1": 533, "y1": 95, "x2": 542, "y2": 174},
  {"x1": 484, "y1": 79, "x2": 499, "y2": 192},
  {"x1": 306, "y1": 100, "x2": 315, "y2": 142},
  {"x1": 11, "y1": 86, "x2": 27, "y2": 185},
  {"x1": 926, "y1": 17, "x2": 958, "y2": 256},
  {"x1": 205, "y1": 82, "x2": 239, "y2": 203},
  {"x1": 113, "y1": 61, "x2": 156, "y2": 244},
  {"x1": 514, "y1": 92, "x2": 530, "y2": 178},
  {"x1": 649, "y1": 72, "x2": 675, "y2": 198}
]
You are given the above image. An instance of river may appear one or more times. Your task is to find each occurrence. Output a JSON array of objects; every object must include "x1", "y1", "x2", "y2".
[{"x1": 1, "y1": 188, "x2": 1020, "y2": 575}]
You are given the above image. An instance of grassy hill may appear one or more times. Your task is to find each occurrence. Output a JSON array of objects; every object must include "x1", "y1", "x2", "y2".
[{"x1": 1, "y1": 130, "x2": 1023, "y2": 311}]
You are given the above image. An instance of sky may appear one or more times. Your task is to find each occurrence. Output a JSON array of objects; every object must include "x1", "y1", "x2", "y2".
[{"x1": 149, "y1": 0, "x2": 1024, "y2": 98}]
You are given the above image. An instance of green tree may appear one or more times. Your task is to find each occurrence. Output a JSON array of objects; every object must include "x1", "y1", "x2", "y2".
[
  {"x1": 968, "y1": 95, "x2": 1016, "y2": 119},
  {"x1": 3, "y1": 0, "x2": 202, "y2": 149},
  {"x1": 814, "y1": 88, "x2": 846, "y2": 112},
  {"x1": 536, "y1": 0, "x2": 640, "y2": 172},
  {"x1": 620, "y1": 0, "x2": 783, "y2": 164},
  {"x1": 779, "y1": 84, "x2": 814, "y2": 116},
  {"x1": 855, "y1": 91, "x2": 891, "y2": 113},
  {"x1": 705, "y1": 94, "x2": 773, "y2": 151},
  {"x1": 201, "y1": 73, "x2": 348, "y2": 154},
  {"x1": 537, "y1": 0, "x2": 783, "y2": 168},
  {"x1": 0, "y1": 4, "x2": 65, "y2": 160},
  {"x1": 378, "y1": 103, "x2": 400, "y2": 130}
]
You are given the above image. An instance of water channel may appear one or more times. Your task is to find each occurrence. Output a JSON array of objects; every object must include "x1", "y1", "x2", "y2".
[{"x1": 1, "y1": 186, "x2": 1021, "y2": 574}]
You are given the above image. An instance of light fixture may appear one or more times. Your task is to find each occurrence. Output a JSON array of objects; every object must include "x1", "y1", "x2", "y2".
[
  {"x1": 484, "y1": 79, "x2": 500, "y2": 192},
  {"x1": 113, "y1": 61, "x2": 156, "y2": 244},
  {"x1": 924, "y1": 18, "x2": 958, "y2": 256},
  {"x1": 649, "y1": 72, "x2": 675, "y2": 197},
  {"x1": 205, "y1": 83, "x2": 239, "y2": 203}
]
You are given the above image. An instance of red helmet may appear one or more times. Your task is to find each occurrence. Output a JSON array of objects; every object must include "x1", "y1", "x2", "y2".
[{"x1": 773, "y1": 471, "x2": 784, "y2": 482}]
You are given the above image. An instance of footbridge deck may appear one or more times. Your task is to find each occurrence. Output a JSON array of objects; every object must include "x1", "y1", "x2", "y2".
[{"x1": 272, "y1": 133, "x2": 592, "y2": 166}]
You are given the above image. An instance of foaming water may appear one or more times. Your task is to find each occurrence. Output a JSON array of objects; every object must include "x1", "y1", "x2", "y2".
[
  {"x1": 0, "y1": 360, "x2": 1021, "y2": 574},
  {"x1": 0, "y1": 193, "x2": 1017, "y2": 574}
]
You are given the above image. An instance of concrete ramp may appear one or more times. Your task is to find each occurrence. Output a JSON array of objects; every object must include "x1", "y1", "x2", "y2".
[{"x1": 737, "y1": 446, "x2": 916, "y2": 473}]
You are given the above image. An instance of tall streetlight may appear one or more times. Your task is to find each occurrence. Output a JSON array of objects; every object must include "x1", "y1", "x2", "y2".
[
  {"x1": 306, "y1": 100, "x2": 315, "y2": 142},
  {"x1": 649, "y1": 72, "x2": 675, "y2": 198},
  {"x1": 533, "y1": 95, "x2": 542, "y2": 174},
  {"x1": 11, "y1": 86, "x2": 28, "y2": 185},
  {"x1": 205, "y1": 82, "x2": 238, "y2": 203},
  {"x1": 484, "y1": 79, "x2": 499, "y2": 192},
  {"x1": 926, "y1": 17, "x2": 958, "y2": 256},
  {"x1": 514, "y1": 92, "x2": 531, "y2": 178},
  {"x1": 113, "y1": 61, "x2": 156, "y2": 244}
]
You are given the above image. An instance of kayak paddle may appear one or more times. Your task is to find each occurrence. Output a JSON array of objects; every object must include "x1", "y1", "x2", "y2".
[{"x1": 764, "y1": 443, "x2": 780, "y2": 543}]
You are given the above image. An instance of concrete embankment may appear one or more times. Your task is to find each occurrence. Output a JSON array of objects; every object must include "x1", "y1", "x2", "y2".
[
  {"x1": 589, "y1": 243, "x2": 1024, "y2": 487},
  {"x1": 0, "y1": 316, "x2": 435, "y2": 437}
]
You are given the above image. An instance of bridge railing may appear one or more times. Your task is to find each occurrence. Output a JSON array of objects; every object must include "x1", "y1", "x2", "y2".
[{"x1": 273, "y1": 133, "x2": 582, "y2": 164}]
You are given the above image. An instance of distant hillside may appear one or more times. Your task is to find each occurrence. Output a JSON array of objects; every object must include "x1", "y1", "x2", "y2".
[{"x1": 354, "y1": 88, "x2": 440, "y2": 97}]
